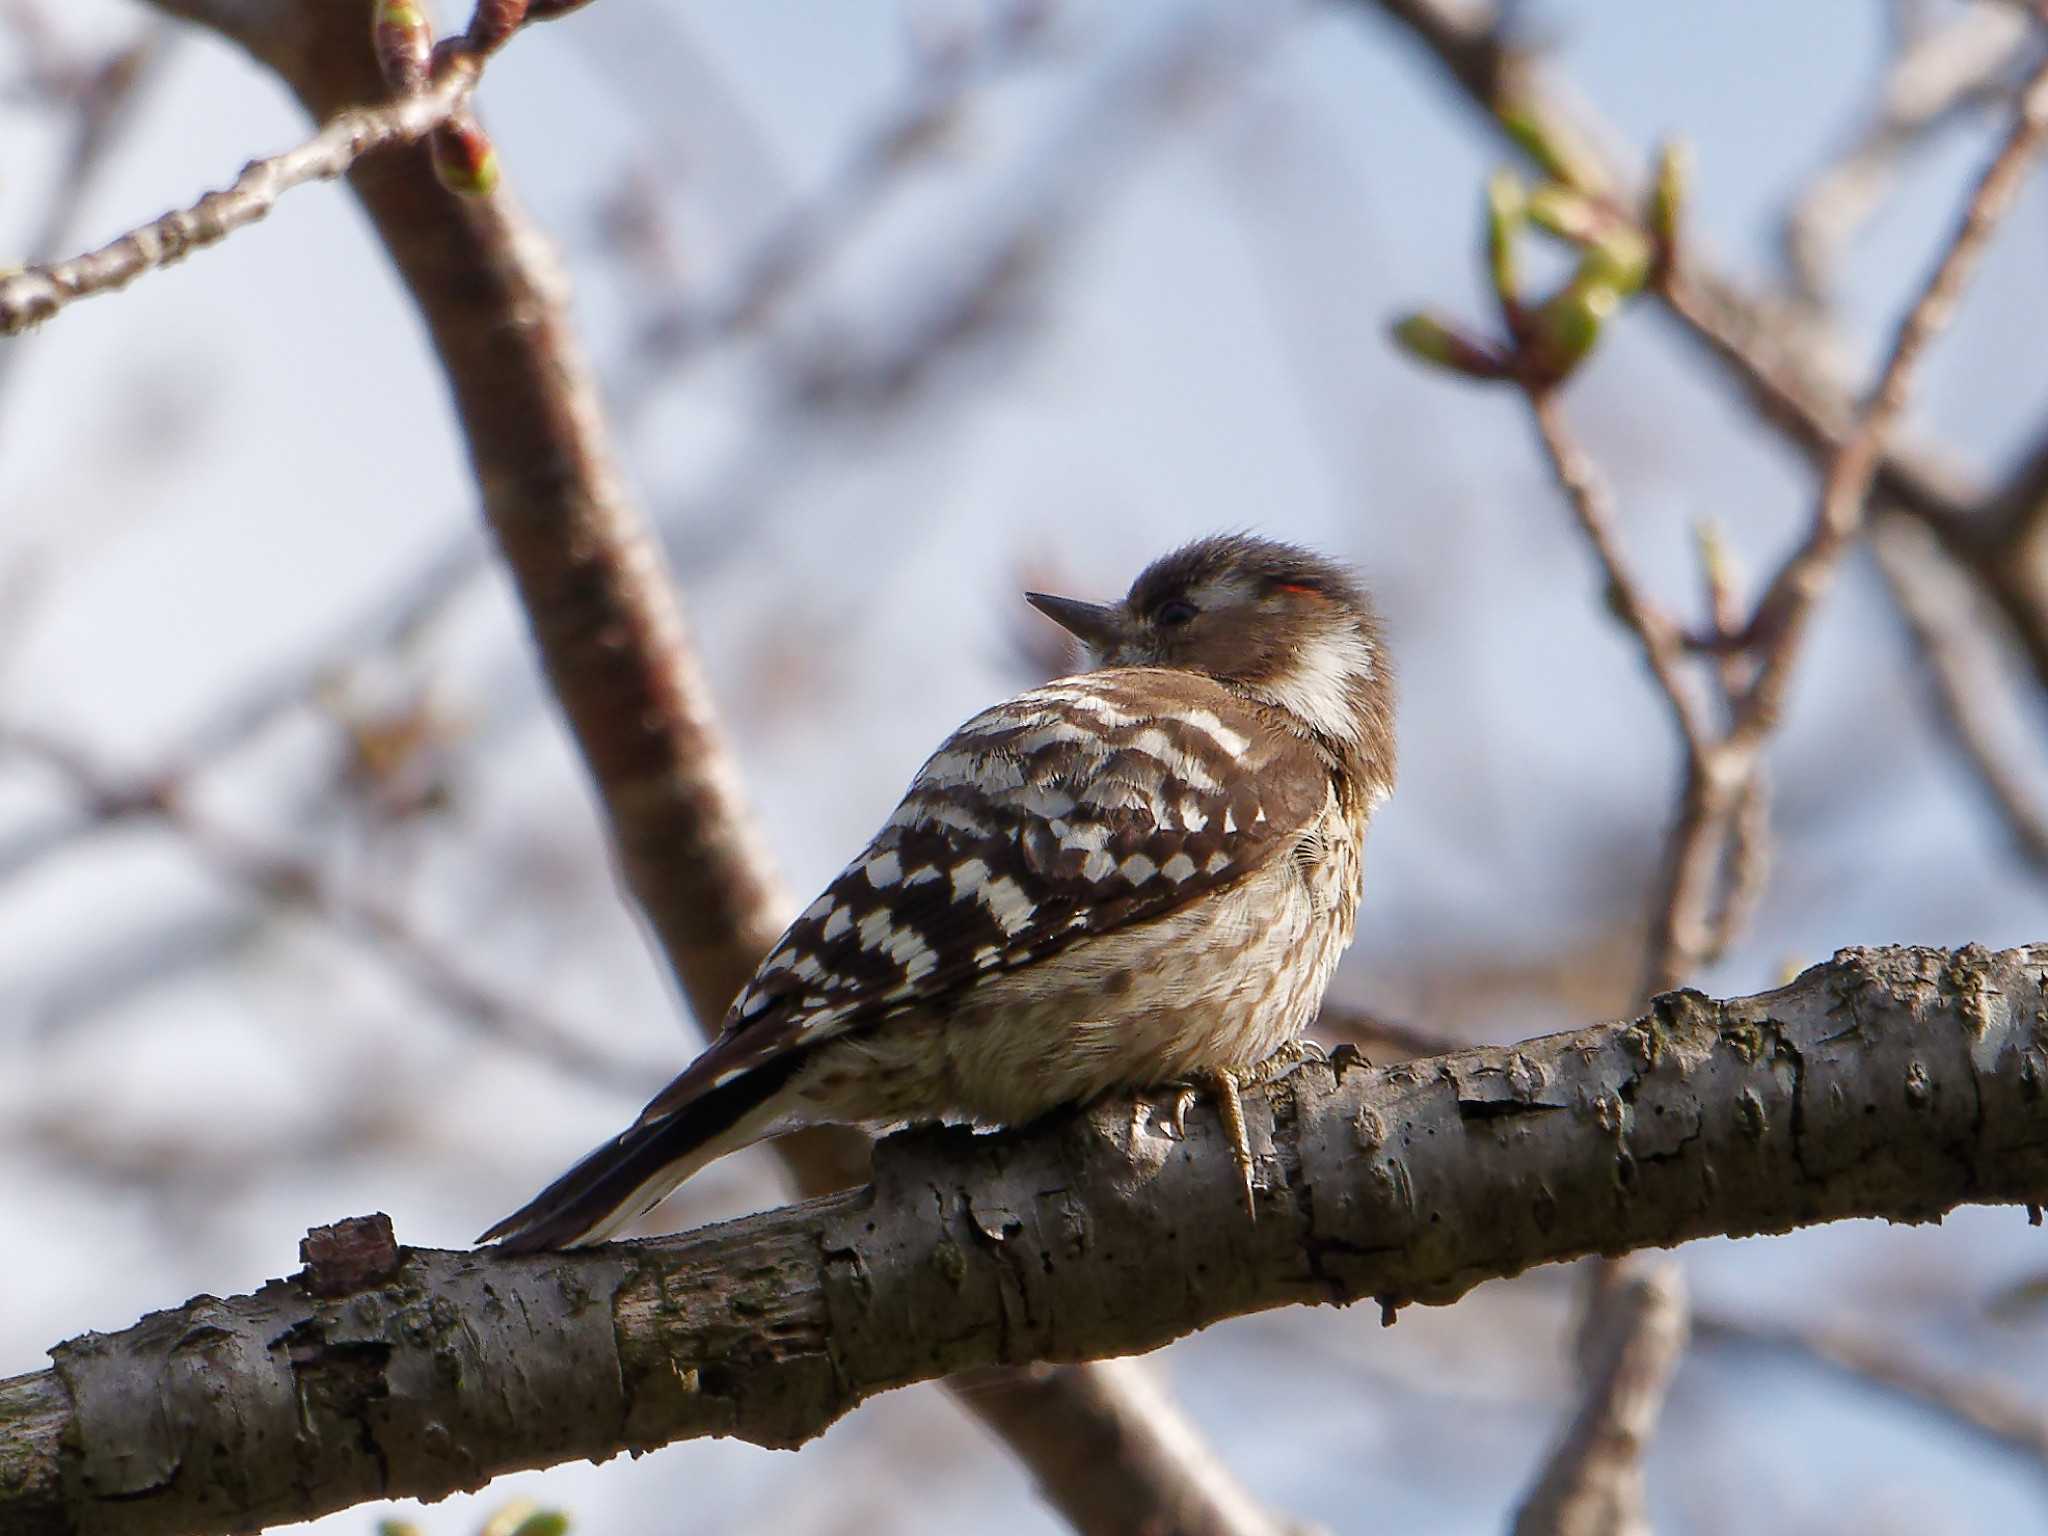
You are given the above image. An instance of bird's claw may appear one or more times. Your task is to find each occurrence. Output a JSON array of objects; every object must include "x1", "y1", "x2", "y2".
[
  {"x1": 1145, "y1": 1043, "x2": 1327, "y2": 1218},
  {"x1": 1161, "y1": 1084, "x2": 1200, "y2": 1141}
]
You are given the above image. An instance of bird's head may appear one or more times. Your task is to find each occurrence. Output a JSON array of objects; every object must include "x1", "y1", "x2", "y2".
[{"x1": 1026, "y1": 535, "x2": 1394, "y2": 763}]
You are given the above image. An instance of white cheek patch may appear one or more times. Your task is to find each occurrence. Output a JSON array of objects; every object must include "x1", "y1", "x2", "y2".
[{"x1": 1257, "y1": 628, "x2": 1377, "y2": 744}]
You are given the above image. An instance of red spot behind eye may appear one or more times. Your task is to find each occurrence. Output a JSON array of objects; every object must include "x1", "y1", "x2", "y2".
[{"x1": 1275, "y1": 582, "x2": 1323, "y2": 598}]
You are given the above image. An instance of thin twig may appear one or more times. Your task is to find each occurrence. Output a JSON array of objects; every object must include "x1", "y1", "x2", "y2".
[
  {"x1": 1732, "y1": 55, "x2": 2048, "y2": 754},
  {"x1": 0, "y1": 23, "x2": 171, "y2": 425},
  {"x1": 1694, "y1": 1307, "x2": 2048, "y2": 1473},
  {"x1": 0, "y1": 66, "x2": 477, "y2": 334},
  {"x1": 1361, "y1": 0, "x2": 2048, "y2": 699},
  {"x1": 1522, "y1": 392, "x2": 1731, "y2": 997},
  {"x1": 1877, "y1": 514, "x2": 2048, "y2": 870},
  {"x1": 0, "y1": 722, "x2": 659, "y2": 1094},
  {"x1": 1781, "y1": 3, "x2": 2035, "y2": 308},
  {"x1": 626, "y1": 0, "x2": 1056, "y2": 382},
  {"x1": 1526, "y1": 393, "x2": 1713, "y2": 754},
  {"x1": 1691, "y1": 527, "x2": 1769, "y2": 968},
  {"x1": 1530, "y1": 56, "x2": 2048, "y2": 996}
]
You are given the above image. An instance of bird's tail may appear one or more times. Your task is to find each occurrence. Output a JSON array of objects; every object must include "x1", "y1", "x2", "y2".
[{"x1": 479, "y1": 1053, "x2": 806, "y2": 1253}]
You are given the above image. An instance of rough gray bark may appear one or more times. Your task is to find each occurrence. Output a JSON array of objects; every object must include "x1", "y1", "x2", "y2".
[{"x1": 4, "y1": 943, "x2": 2045, "y2": 1536}]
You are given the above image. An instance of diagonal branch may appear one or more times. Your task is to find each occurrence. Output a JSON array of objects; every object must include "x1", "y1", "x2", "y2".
[
  {"x1": 1730, "y1": 52, "x2": 2048, "y2": 753},
  {"x1": 4, "y1": 942, "x2": 2043, "y2": 1536},
  {"x1": 1876, "y1": 514, "x2": 2048, "y2": 871}
]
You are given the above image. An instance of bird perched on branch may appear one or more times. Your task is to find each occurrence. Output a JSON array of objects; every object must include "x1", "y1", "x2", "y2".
[{"x1": 482, "y1": 534, "x2": 1396, "y2": 1251}]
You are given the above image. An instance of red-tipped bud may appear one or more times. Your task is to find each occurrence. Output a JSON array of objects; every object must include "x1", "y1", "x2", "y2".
[
  {"x1": 430, "y1": 114, "x2": 500, "y2": 197},
  {"x1": 372, "y1": 0, "x2": 432, "y2": 94}
]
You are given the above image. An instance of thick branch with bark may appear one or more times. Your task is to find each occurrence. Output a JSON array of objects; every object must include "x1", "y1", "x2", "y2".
[{"x1": 5, "y1": 943, "x2": 2045, "y2": 1536}]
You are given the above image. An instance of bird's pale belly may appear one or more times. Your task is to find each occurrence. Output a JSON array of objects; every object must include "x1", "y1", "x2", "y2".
[{"x1": 789, "y1": 815, "x2": 1364, "y2": 1130}]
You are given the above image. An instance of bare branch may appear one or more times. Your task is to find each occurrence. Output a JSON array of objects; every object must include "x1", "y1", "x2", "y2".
[
  {"x1": 1525, "y1": 394, "x2": 1713, "y2": 754},
  {"x1": 1694, "y1": 1307, "x2": 2048, "y2": 1473},
  {"x1": 1504, "y1": 53, "x2": 2048, "y2": 996},
  {"x1": 0, "y1": 722, "x2": 661, "y2": 1094},
  {"x1": 1780, "y1": 3, "x2": 2035, "y2": 308},
  {"x1": 1876, "y1": 515, "x2": 2048, "y2": 870},
  {"x1": 0, "y1": 21, "x2": 171, "y2": 423},
  {"x1": 0, "y1": 66, "x2": 476, "y2": 334},
  {"x1": 953, "y1": 1360, "x2": 1324, "y2": 1536},
  {"x1": 4, "y1": 942, "x2": 2043, "y2": 1536},
  {"x1": 1511, "y1": 1263, "x2": 1690, "y2": 1536},
  {"x1": 1733, "y1": 55, "x2": 2048, "y2": 752}
]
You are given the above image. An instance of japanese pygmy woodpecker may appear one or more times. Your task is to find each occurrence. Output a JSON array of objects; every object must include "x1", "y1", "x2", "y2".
[{"x1": 483, "y1": 534, "x2": 1396, "y2": 1250}]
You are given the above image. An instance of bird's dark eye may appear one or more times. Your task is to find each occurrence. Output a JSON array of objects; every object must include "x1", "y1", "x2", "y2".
[{"x1": 1154, "y1": 599, "x2": 1198, "y2": 627}]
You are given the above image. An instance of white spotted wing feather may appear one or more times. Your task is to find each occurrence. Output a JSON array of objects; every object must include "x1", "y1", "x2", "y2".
[{"x1": 635, "y1": 668, "x2": 1326, "y2": 1124}]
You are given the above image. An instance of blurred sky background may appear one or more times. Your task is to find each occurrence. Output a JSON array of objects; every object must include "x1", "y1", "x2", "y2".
[{"x1": 5, "y1": 1, "x2": 2048, "y2": 1531}]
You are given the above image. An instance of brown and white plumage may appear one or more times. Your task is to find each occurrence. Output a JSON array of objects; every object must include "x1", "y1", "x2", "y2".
[{"x1": 482, "y1": 535, "x2": 1395, "y2": 1251}]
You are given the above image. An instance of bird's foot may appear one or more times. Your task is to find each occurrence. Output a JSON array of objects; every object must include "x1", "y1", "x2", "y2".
[
  {"x1": 1150, "y1": 1069, "x2": 1258, "y2": 1218},
  {"x1": 1150, "y1": 1043, "x2": 1325, "y2": 1214}
]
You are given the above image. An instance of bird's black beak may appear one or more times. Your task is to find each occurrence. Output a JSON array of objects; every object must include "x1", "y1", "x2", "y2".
[{"x1": 1025, "y1": 592, "x2": 1125, "y2": 652}]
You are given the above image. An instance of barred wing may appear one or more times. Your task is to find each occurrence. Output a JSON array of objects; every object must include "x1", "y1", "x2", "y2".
[{"x1": 637, "y1": 669, "x2": 1327, "y2": 1123}]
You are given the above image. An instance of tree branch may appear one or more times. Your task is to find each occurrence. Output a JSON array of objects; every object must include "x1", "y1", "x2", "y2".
[
  {"x1": 1355, "y1": 0, "x2": 1983, "y2": 540},
  {"x1": 5, "y1": 942, "x2": 2045, "y2": 1536},
  {"x1": 0, "y1": 65, "x2": 477, "y2": 334},
  {"x1": 1510, "y1": 1263, "x2": 1689, "y2": 1536}
]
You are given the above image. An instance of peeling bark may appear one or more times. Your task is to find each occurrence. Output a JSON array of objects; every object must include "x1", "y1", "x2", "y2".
[{"x1": 4, "y1": 944, "x2": 2045, "y2": 1536}]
